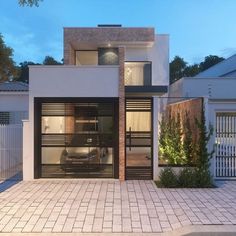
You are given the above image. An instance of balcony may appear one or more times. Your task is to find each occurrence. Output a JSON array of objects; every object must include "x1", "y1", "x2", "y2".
[{"x1": 29, "y1": 65, "x2": 119, "y2": 98}]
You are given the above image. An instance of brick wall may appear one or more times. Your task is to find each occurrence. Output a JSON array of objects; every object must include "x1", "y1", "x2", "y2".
[
  {"x1": 63, "y1": 27, "x2": 154, "y2": 65},
  {"x1": 166, "y1": 98, "x2": 203, "y2": 153},
  {"x1": 118, "y1": 47, "x2": 125, "y2": 181}
]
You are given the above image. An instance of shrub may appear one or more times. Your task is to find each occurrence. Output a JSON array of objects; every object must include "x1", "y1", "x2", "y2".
[
  {"x1": 159, "y1": 113, "x2": 186, "y2": 165},
  {"x1": 159, "y1": 167, "x2": 179, "y2": 187},
  {"x1": 178, "y1": 168, "x2": 196, "y2": 187},
  {"x1": 195, "y1": 168, "x2": 214, "y2": 188}
]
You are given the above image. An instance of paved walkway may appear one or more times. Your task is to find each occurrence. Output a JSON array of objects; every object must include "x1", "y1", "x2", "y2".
[{"x1": 0, "y1": 180, "x2": 235, "y2": 233}]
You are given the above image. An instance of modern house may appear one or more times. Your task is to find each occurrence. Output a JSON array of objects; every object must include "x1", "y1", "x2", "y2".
[
  {"x1": 23, "y1": 25, "x2": 169, "y2": 181},
  {"x1": 169, "y1": 55, "x2": 236, "y2": 179}
]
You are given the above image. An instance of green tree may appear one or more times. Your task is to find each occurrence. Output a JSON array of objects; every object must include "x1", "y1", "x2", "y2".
[
  {"x1": 199, "y1": 55, "x2": 224, "y2": 71},
  {"x1": 195, "y1": 109, "x2": 214, "y2": 169},
  {"x1": 0, "y1": 34, "x2": 17, "y2": 82},
  {"x1": 15, "y1": 61, "x2": 40, "y2": 83},
  {"x1": 183, "y1": 64, "x2": 200, "y2": 77},
  {"x1": 18, "y1": 0, "x2": 42, "y2": 7},
  {"x1": 170, "y1": 56, "x2": 187, "y2": 84},
  {"x1": 43, "y1": 56, "x2": 62, "y2": 65},
  {"x1": 183, "y1": 112, "x2": 194, "y2": 165}
]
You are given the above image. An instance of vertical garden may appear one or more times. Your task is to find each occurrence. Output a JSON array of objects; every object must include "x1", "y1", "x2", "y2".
[{"x1": 158, "y1": 98, "x2": 214, "y2": 188}]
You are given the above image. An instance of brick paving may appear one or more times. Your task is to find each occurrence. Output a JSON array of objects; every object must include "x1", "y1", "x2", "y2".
[{"x1": 0, "y1": 180, "x2": 235, "y2": 233}]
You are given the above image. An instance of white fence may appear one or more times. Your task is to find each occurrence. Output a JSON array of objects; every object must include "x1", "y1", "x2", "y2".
[
  {"x1": 215, "y1": 113, "x2": 236, "y2": 178},
  {"x1": 0, "y1": 124, "x2": 23, "y2": 180}
]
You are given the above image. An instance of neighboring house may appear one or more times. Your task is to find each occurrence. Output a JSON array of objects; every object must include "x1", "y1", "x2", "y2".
[
  {"x1": 195, "y1": 54, "x2": 236, "y2": 77},
  {"x1": 23, "y1": 25, "x2": 169, "y2": 180},
  {"x1": 0, "y1": 82, "x2": 29, "y2": 125},
  {"x1": 169, "y1": 55, "x2": 236, "y2": 179}
]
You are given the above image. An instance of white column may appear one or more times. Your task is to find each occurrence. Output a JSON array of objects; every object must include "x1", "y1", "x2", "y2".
[
  {"x1": 204, "y1": 97, "x2": 215, "y2": 177},
  {"x1": 22, "y1": 120, "x2": 33, "y2": 180},
  {"x1": 153, "y1": 96, "x2": 159, "y2": 180}
]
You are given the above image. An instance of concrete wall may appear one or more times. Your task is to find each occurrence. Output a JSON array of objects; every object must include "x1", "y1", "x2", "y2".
[
  {"x1": 0, "y1": 93, "x2": 28, "y2": 112},
  {"x1": 169, "y1": 79, "x2": 184, "y2": 98},
  {"x1": 170, "y1": 77, "x2": 236, "y2": 99},
  {"x1": 125, "y1": 34, "x2": 169, "y2": 86},
  {"x1": 29, "y1": 65, "x2": 119, "y2": 98}
]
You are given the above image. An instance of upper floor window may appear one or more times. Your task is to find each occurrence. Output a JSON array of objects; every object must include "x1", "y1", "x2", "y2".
[
  {"x1": 75, "y1": 48, "x2": 119, "y2": 66},
  {"x1": 125, "y1": 62, "x2": 151, "y2": 86},
  {"x1": 75, "y1": 51, "x2": 98, "y2": 65}
]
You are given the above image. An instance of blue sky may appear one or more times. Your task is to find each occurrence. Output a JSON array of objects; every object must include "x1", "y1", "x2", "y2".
[{"x1": 1, "y1": 0, "x2": 236, "y2": 65}]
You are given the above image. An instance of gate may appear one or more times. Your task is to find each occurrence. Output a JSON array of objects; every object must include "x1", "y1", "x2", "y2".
[
  {"x1": 215, "y1": 113, "x2": 236, "y2": 178},
  {"x1": 0, "y1": 124, "x2": 23, "y2": 180}
]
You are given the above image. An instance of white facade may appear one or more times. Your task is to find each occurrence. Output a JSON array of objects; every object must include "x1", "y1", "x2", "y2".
[
  {"x1": 29, "y1": 66, "x2": 120, "y2": 98},
  {"x1": 0, "y1": 92, "x2": 28, "y2": 112},
  {"x1": 0, "y1": 92, "x2": 28, "y2": 125},
  {"x1": 169, "y1": 77, "x2": 236, "y2": 99},
  {"x1": 125, "y1": 35, "x2": 169, "y2": 86}
]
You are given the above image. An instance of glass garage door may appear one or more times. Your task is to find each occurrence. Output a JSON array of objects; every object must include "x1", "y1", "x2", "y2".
[{"x1": 36, "y1": 99, "x2": 118, "y2": 178}]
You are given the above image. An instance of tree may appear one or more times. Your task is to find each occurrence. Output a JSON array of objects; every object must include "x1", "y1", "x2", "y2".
[
  {"x1": 199, "y1": 55, "x2": 224, "y2": 71},
  {"x1": 183, "y1": 112, "x2": 194, "y2": 165},
  {"x1": 18, "y1": 0, "x2": 42, "y2": 7},
  {"x1": 170, "y1": 56, "x2": 187, "y2": 84},
  {"x1": 0, "y1": 34, "x2": 17, "y2": 82},
  {"x1": 194, "y1": 109, "x2": 214, "y2": 187},
  {"x1": 170, "y1": 55, "x2": 225, "y2": 84},
  {"x1": 195, "y1": 109, "x2": 214, "y2": 170},
  {"x1": 43, "y1": 56, "x2": 62, "y2": 65},
  {"x1": 183, "y1": 64, "x2": 200, "y2": 77},
  {"x1": 15, "y1": 61, "x2": 40, "y2": 83}
]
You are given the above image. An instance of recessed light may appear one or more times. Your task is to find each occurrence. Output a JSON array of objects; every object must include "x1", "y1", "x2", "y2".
[{"x1": 108, "y1": 43, "x2": 111, "y2": 47}]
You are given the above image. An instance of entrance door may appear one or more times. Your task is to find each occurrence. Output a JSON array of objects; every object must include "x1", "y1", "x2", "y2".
[{"x1": 125, "y1": 98, "x2": 152, "y2": 180}]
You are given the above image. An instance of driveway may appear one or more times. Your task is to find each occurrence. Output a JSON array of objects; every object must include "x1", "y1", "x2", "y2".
[{"x1": 0, "y1": 179, "x2": 235, "y2": 233}]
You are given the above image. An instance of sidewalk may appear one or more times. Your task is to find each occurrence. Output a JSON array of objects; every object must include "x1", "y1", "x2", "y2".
[{"x1": 0, "y1": 179, "x2": 235, "y2": 233}]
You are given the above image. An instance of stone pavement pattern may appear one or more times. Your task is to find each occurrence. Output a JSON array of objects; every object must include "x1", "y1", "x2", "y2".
[{"x1": 0, "y1": 180, "x2": 236, "y2": 233}]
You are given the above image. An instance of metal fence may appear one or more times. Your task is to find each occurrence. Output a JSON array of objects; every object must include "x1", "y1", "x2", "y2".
[
  {"x1": 215, "y1": 113, "x2": 236, "y2": 178},
  {"x1": 0, "y1": 124, "x2": 23, "y2": 180}
]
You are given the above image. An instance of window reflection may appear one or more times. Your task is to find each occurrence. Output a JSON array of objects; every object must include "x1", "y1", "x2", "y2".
[{"x1": 125, "y1": 62, "x2": 151, "y2": 86}]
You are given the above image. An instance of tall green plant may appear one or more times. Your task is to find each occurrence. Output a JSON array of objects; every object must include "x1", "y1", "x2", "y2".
[
  {"x1": 159, "y1": 112, "x2": 186, "y2": 165},
  {"x1": 195, "y1": 109, "x2": 214, "y2": 169},
  {"x1": 183, "y1": 112, "x2": 194, "y2": 165}
]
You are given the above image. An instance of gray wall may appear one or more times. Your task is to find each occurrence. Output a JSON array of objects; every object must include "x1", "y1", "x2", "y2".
[{"x1": 98, "y1": 48, "x2": 119, "y2": 65}]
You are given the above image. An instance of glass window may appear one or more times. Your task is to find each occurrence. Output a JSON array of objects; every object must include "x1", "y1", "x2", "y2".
[
  {"x1": 75, "y1": 51, "x2": 98, "y2": 65},
  {"x1": 40, "y1": 101, "x2": 116, "y2": 178},
  {"x1": 0, "y1": 112, "x2": 10, "y2": 125},
  {"x1": 125, "y1": 62, "x2": 151, "y2": 86},
  {"x1": 126, "y1": 111, "x2": 151, "y2": 132}
]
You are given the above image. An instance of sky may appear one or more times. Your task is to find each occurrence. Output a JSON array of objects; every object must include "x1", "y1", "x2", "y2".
[{"x1": 1, "y1": 0, "x2": 236, "y2": 65}]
